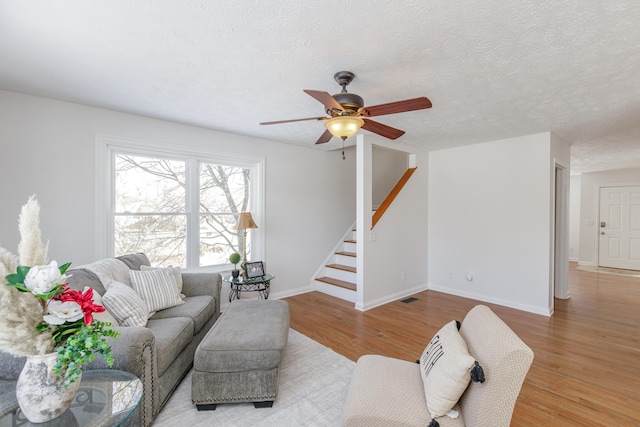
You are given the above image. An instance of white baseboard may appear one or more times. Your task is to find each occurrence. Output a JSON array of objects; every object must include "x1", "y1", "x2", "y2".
[
  {"x1": 355, "y1": 284, "x2": 429, "y2": 312},
  {"x1": 428, "y1": 283, "x2": 552, "y2": 317}
]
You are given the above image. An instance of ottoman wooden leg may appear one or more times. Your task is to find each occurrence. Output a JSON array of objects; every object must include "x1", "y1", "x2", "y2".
[
  {"x1": 196, "y1": 404, "x2": 218, "y2": 411},
  {"x1": 254, "y1": 401, "x2": 274, "y2": 408}
]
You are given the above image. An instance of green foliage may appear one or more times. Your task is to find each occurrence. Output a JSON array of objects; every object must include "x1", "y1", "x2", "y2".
[
  {"x1": 229, "y1": 252, "x2": 241, "y2": 268},
  {"x1": 54, "y1": 321, "x2": 120, "y2": 387}
]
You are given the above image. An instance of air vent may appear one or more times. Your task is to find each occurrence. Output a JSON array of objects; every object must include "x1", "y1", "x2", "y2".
[{"x1": 401, "y1": 297, "x2": 419, "y2": 304}]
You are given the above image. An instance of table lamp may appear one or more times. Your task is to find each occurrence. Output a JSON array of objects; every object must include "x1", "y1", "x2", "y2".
[{"x1": 235, "y1": 212, "x2": 258, "y2": 263}]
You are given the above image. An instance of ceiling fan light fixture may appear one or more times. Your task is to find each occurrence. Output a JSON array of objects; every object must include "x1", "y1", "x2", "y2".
[{"x1": 324, "y1": 116, "x2": 364, "y2": 140}]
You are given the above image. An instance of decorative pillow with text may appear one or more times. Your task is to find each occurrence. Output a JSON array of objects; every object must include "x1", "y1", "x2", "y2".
[{"x1": 419, "y1": 320, "x2": 477, "y2": 419}]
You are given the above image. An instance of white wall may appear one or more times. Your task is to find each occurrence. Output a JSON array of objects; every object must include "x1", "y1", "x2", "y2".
[
  {"x1": 356, "y1": 136, "x2": 429, "y2": 311},
  {"x1": 0, "y1": 89, "x2": 356, "y2": 302},
  {"x1": 372, "y1": 145, "x2": 407, "y2": 208},
  {"x1": 578, "y1": 168, "x2": 640, "y2": 266},
  {"x1": 428, "y1": 132, "x2": 564, "y2": 315}
]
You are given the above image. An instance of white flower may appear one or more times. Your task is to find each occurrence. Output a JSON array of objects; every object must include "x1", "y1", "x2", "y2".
[
  {"x1": 43, "y1": 300, "x2": 83, "y2": 325},
  {"x1": 23, "y1": 261, "x2": 66, "y2": 295}
]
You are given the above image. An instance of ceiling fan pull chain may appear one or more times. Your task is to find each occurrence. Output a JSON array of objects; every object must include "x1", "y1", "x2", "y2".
[{"x1": 342, "y1": 137, "x2": 346, "y2": 160}]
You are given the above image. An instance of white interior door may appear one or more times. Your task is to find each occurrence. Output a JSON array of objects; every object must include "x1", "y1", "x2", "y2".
[{"x1": 599, "y1": 186, "x2": 640, "y2": 270}]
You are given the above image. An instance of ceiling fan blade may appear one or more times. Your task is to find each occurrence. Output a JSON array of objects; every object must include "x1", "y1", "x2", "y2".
[
  {"x1": 315, "y1": 129, "x2": 333, "y2": 144},
  {"x1": 360, "y1": 97, "x2": 432, "y2": 117},
  {"x1": 362, "y1": 119, "x2": 405, "y2": 140},
  {"x1": 260, "y1": 116, "x2": 325, "y2": 125},
  {"x1": 303, "y1": 89, "x2": 344, "y2": 111}
]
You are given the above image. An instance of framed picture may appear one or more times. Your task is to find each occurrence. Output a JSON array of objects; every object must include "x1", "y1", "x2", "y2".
[{"x1": 244, "y1": 261, "x2": 264, "y2": 279}]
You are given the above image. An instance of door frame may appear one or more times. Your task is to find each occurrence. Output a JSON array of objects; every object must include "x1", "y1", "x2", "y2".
[{"x1": 552, "y1": 160, "x2": 570, "y2": 306}]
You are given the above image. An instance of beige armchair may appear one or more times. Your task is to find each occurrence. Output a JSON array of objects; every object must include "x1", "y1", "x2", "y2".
[{"x1": 342, "y1": 305, "x2": 534, "y2": 427}]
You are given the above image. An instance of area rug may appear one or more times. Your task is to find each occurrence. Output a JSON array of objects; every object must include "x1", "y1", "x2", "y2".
[
  {"x1": 153, "y1": 329, "x2": 355, "y2": 426},
  {"x1": 576, "y1": 265, "x2": 640, "y2": 278}
]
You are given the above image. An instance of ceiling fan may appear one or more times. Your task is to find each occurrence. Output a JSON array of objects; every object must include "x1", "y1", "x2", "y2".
[{"x1": 260, "y1": 71, "x2": 432, "y2": 157}]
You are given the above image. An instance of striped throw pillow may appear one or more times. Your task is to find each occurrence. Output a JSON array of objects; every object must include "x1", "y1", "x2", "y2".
[
  {"x1": 130, "y1": 268, "x2": 184, "y2": 313},
  {"x1": 102, "y1": 281, "x2": 149, "y2": 327}
]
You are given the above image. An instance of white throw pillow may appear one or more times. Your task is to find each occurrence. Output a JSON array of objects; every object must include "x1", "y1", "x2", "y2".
[
  {"x1": 140, "y1": 265, "x2": 183, "y2": 294},
  {"x1": 83, "y1": 286, "x2": 119, "y2": 326},
  {"x1": 419, "y1": 320, "x2": 476, "y2": 418},
  {"x1": 130, "y1": 268, "x2": 184, "y2": 313},
  {"x1": 75, "y1": 258, "x2": 133, "y2": 289},
  {"x1": 101, "y1": 281, "x2": 149, "y2": 327}
]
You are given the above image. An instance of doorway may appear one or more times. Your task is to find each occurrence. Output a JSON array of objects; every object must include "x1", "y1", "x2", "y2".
[
  {"x1": 553, "y1": 163, "x2": 570, "y2": 306},
  {"x1": 598, "y1": 185, "x2": 640, "y2": 270}
]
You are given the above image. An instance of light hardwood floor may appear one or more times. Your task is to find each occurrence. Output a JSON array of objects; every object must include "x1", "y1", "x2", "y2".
[{"x1": 284, "y1": 262, "x2": 640, "y2": 426}]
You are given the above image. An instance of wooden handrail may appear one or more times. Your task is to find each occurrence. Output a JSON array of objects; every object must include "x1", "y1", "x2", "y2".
[{"x1": 372, "y1": 167, "x2": 417, "y2": 229}]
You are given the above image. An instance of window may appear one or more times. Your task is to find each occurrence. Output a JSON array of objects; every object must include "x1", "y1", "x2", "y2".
[{"x1": 97, "y1": 135, "x2": 264, "y2": 269}]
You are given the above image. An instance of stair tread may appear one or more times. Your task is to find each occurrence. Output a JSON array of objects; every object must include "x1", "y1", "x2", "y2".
[
  {"x1": 344, "y1": 239, "x2": 356, "y2": 244},
  {"x1": 316, "y1": 276, "x2": 356, "y2": 291},
  {"x1": 326, "y1": 263, "x2": 356, "y2": 273},
  {"x1": 335, "y1": 251, "x2": 356, "y2": 257}
]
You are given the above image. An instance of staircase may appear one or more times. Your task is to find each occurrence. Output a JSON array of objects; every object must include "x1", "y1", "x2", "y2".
[{"x1": 314, "y1": 228, "x2": 357, "y2": 302}]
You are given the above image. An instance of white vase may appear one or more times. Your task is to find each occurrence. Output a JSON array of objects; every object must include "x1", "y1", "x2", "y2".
[{"x1": 16, "y1": 352, "x2": 82, "y2": 423}]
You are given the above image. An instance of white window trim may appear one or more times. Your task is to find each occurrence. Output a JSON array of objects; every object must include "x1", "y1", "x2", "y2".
[{"x1": 95, "y1": 133, "x2": 265, "y2": 271}]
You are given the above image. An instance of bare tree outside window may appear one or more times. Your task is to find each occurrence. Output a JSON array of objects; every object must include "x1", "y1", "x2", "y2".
[
  {"x1": 199, "y1": 163, "x2": 251, "y2": 266},
  {"x1": 113, "y1": 153, "x2": 251, "y2": 268}
]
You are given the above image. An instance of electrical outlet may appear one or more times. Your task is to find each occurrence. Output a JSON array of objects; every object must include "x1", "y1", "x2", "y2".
[{"x1": 401, "y1": 272, "x2": 406, "y2": 280}]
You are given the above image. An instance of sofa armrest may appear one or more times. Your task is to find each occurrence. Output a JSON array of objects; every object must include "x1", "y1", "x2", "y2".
[
  {"x1": 181, "y1": 272, "x2": 222, "y2": 319},
  {"x1": 85, "y1": 326, "x2": 158, "y2": 427}
]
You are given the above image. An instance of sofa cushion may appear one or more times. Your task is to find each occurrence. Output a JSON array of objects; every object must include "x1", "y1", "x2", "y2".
[
  {"x1": 420, "y1": 320, "x2": 476, "y2": 419},
  {"x1": 149, "y1": 295, "x2": 214, "y2": 334},
  {"x1": 116, "y1": 253, "x2": 151, "y2": 271},
  {"x1": 146, "y1": 317, "x2": 194, "y2": 376},
  {"x1": 102, "y1": 281, "x2": 149, "y2": 327},
  {"x1": 130, "y1": 268, "x2": 184, "y2": 313},
  {"x1": 194, "y1": 300, "x2": 289, "y2": 373}
]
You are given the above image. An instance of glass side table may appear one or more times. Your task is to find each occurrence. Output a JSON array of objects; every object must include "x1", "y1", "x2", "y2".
[
  {"x1": 0, "y1": 369, "x2": 143, "y2": 427},
  {"x1": 225, "y1": 273, "x2": 275, "y2": 301}
]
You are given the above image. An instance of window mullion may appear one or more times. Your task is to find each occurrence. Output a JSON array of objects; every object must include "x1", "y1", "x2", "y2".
[{"x1": 186, "y1": 159, "x2": 200, "y2": 269}]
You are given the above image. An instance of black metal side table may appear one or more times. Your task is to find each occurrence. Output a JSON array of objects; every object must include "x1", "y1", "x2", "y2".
[{"x1": 226, "y1": 273, "x2": 275, "y2": 301}]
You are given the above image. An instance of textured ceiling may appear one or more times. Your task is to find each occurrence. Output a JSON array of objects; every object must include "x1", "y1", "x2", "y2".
[{"x1": 1, "y1": 1, "x2": 640, "y2": 174}]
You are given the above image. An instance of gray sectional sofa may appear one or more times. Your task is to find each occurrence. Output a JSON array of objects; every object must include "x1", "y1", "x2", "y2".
[{"x1": 0, "y1": 253, "x2": 222, "y2": 427}]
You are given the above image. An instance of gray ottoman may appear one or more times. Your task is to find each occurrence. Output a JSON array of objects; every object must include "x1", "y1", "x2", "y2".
[{"x1": 191, "y1": 299, "x2": 290, "y2": 410}]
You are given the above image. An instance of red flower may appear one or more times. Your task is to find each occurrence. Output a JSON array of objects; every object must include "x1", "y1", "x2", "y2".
[{"x1": 57, "y1": 287, "x2": 105, "y2": 325}]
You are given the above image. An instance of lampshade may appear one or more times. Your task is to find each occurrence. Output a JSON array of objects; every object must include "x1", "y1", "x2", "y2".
[
  {"x1": 235, "y1": 212, "x2": 258, "y2": 230},
  {"x1": 324, "y1": 116, "x2": 364, "y2": 140}
]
